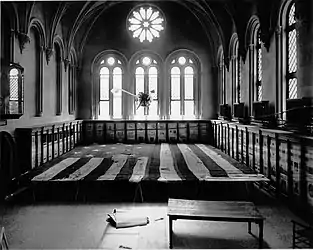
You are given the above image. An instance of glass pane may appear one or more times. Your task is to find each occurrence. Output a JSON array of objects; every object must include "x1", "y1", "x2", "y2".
[
  {"x1": 113, "y1": 67, "x2": 122, "y2": 75},
  {"x1": 99, "y1": 101, "x2": 109, "y2": 118},
  {"x1": 149, "y1": 67, "x2": 158, "y2": 98},
  {"x1": 142, "y1": 57, "x2": 151, "y2": 66},
  {"x1": 184, "y1": 100, "x2": 194, "y2": 116},
  {"x1": 136, "y1": 67, "x2": 144, "y2": 75},
  {"x1": 107, "y1": 57, "x2": 115, "y2": 66},
  {"x1": 136, "y1": 104, "x2": 145, "y2": 117},
  {"x1": 100, "y1": 67, "x2": 109, "y2": 75},
  {"x1": 113, "y1": 67, "x2": 122, "y2": 117},
  {"x1": 171, "y1": 67, "x2": 180, "y2": 100},
  {"x1": 136, "y1": 73, "x2": 144, "y2": 95},
  {"x1": 184, "y1": 66, "x2": 194, "y2": 100},
  {"x1": 289, "y1": 3, "x2": 296, "y2": 26},
  {"x1": 258, "y1": 47, "x2": 262, "y2": 81},
  {"x1": 171, "y1": 66, "x2": 180, "y2": 75},
  {"x1": 113, "y1": 96, "x2": 122, "y2": 118},
  {"x1": 148, "y1": 100, "x2": 158, "y2": 116},
  {"x1": 100, "y1": 75, "x2": 109, "y2": 100},
  {"x1": 178, "y1": 57, "x2": 186, "y2": 65},
  {"x1": 288, "y1": 29, "x2": 297, "y2": 73},
  {"x1": 258, "y1": 85, "x2": 262, "y2": 102},
  {"x1": 288, "y1": 78, "x2": 297, "y2": 99},
  {"x1": 9, "y1": 74, "x2": 19, "y2": 100},
  {"x1": 170, "y1": 101, "x2": 180, "y2": 116},
  {"x1": 184, "y1": 66, "x2": 193, "y2": 75}
]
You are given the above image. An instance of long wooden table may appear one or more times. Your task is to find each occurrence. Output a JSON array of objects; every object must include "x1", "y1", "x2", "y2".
[{"x1": 167, "y1": 198, "x2": 265, "y2": 248}]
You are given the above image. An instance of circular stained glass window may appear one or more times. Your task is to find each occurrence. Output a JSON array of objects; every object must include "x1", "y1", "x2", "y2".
[
  {"x1": 142, "y1": 57, "x2": 151, "y2": 66},
  {"x1": 107, "y1": 57, "x2": 115, "y2": 66},
  {"x1": 178, "y1": 57, "x2": 186, "y2": 65},
  {"x1": 128, "y1": 5, "x2": 165, "y2": 43}
]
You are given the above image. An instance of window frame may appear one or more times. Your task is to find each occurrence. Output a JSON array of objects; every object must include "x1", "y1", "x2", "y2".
[
  {"x1": 133, "y1": 56, "x2": 160, "y2": 117},
  {"x1": 168, "y1": 53, "x2": 199, "y2": 118},
  {"x1": 98, "y1": 57, "x2": 124, "y2": 119},
  {"x1": 286, "y1": 2, "x2": 297, "y2": 100}
]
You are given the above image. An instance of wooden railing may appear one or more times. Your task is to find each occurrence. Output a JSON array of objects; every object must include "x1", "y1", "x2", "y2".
[
  {"x1": 211, "y1": 120, "x2": 313, "y2": 216},
  {"x1": 15, "y1": 120, "x2": 83, "y2": 173}
]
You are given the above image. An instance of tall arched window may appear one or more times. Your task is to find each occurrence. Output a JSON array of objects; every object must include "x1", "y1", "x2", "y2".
[
  {"x1": 54, "y1": 43, "x2": 62, "y2": 115},
  {"x1": 230, "y1": 37, "x2": 241, "y2": 105},
  {"x1": 68, "y1": 51, "x2": 76, "y2": 115},
  {"x1": 29, "y1": 21, "x2": 45, "y2": 117},
  {"x1": 169, "y1": 55, "x2": 197, "y2": 118},
  {"x1": 99, "y1": 56, "x2": 123, "y2": 118},
  {"x1": 9, "y1": 68, "x2": 23, "y2": 114},
  {"x1": 286, "y1": 2, "x2": 297, "y2": 99},
  {"x1": 256, "y1": 29, "x2": 263, "y2": 101},
  {"x1": 134, "y1": 56, "x2": 159, "y2": 118},
  {"x1": 219, "y1": 52, "x2": 226, "y2": 105}
]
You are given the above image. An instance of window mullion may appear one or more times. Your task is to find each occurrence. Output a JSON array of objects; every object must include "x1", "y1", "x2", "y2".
[
  {"x1": 181, "y1": 68, "x2": 184, "y2": 116},
  {"x1": 109, "y1": 69, "x2": 113, "y2": 117},
  {"x1": 144, "y1": 68, "x2": 148, "y2": 115}
]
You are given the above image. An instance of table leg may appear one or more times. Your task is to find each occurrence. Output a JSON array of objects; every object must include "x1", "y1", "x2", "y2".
[
  {"x1": 248, "y1": 222, "x2": 251, "y2": 234},
  {"x1": 169, "y1": 216, "x2": 173, "y2": 249},
  {"x1": 259, "y1": 220, "x2": 264, "y2": 249}
]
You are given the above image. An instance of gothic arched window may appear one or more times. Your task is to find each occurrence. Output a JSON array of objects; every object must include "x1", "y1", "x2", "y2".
[
  {"x1": 231, "y1": 37, "x2": 241, "y2": 104},
  {"x1": 54, "y1": 43, "x2": 62, "y2": 115},
  {"x1": 99, "y1": 56, "x2": 123, "y2": 118},
  {"x1": 169, "y1": 55, "x2": 197, "y2": 118},
  {"x1": 134, "y1": 56, "x2": 159, "y2": 118},
  {"x1": 286, "y1": 2, "x2": 297, "y2": 99},
  {"x1": 219, "y1": 52, "x2": 226, "y2": 105},
  {"x1": 255, "y1": 28, "x2": 263, "y2": 102}
]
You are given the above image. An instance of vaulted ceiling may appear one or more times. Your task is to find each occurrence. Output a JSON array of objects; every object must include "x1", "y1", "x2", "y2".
[{"x1": 2, "y1": 0, "x2": 282, "y2": 65}]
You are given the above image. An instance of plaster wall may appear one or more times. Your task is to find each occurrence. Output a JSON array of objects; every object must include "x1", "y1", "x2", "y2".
[{"x1": 78, "y1": 2, "x2": 215, "y2": 120}]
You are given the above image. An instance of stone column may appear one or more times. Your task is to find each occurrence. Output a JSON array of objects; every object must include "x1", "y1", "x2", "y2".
[
  {"x1": 275, "y1": 26, "x2": 283, "y2": 117},
  {"x1": 248, "y1": 44, "x2": 255, "y2": 116}
]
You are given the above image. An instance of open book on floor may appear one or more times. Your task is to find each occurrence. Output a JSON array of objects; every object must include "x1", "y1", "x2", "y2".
[{"x1": 107, "y1": 209, "x2": 149, "y2": 228}]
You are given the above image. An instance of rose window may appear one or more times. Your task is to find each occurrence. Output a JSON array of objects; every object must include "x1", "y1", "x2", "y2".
[{"x1": 128, "y1": 6, "x2": 165, "y2": 43}]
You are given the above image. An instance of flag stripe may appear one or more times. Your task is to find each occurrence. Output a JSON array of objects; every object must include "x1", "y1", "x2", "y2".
[
  {"x1": 159, "y1": 143, "x2": 182, "y2": 182},
  {"x1": 30, "y1": 143, "x2": 264, "y2": 182},
  {"x1": 63, "y1": 158, "x2": 105, "y2": 181},
  {"x1": 51, "y1": 157, "x2": 92, "y2": 180},
  {"x1": 83, "y1": 157, "x2": 113, "y2": 181},
  {"x1": 169, "y1": 144, "x2": 198, "y2": 181},
  {"x1": 200, "y1": 144, "x2": 256, "y2": 174},
  {"x1": 143, "y1": 144, "x2": 161, "y2": 181},
  {"x1": 177, "y1": 144, "x2": 212, "y2": 180},
  {"x1": 188, "y1": 144, "x2": 228, "y2": 177},
  {"x1": 32, "y1": 158, "x2": 80, "y2": 181},
  {"x1": 115, "y1": 157, "x2": 138, "y2": 181},
  {"x1": 196, "y1": 144, "x2": 248, "y2": 177},
  {"x1": 129, "y1": 157, "x2": 149, "y2": 183},
  {"x1": 97, "y1": 154, "x2": 128, "y2": 180}
]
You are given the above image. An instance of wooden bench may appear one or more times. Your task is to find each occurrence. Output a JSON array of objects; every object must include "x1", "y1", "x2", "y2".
[{"x1": 167, "y1": 198, "x2": 265, "y2": 249}]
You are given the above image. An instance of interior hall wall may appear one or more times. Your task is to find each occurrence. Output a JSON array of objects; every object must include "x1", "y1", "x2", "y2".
[
  {"x1": 297, "y1": 1, "x2": 313, "y2": 98},
  {"x1": 261, "y1": 36, "x2": 277, "y2": 111},
  {"x1": 78, "y1": 1, "x2": 215, "y2": 120},
  {"x1": 229, "y1": 30, "x2": 277, "y2": 115},
  {"x1": 1, "y1": 4, "x2": 75, "y2": 135}
]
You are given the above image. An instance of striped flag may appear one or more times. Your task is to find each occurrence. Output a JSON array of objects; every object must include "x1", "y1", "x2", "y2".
[{"x1": 31, "y1": 144, "x2": 267, "y2": 182}]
